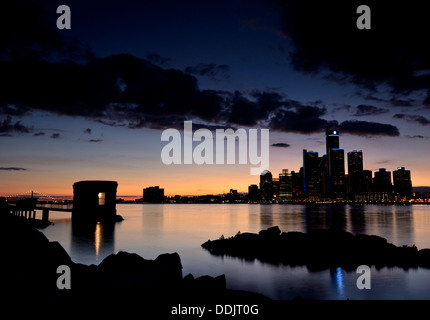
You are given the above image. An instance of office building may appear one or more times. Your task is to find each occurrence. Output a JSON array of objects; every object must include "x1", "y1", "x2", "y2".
[
  {"x1": 143, "y1": 186, "x2": 165, "y2": 203},
  {"x1": 303, "y1": 149, "x2": 320, "y2": 199},
  {"x1": 373, "y1": 168, "x2": 392, "y2": 193},
  {"x1": 279, "y1": 169, "x2": 293, "y2": 201},
  {"x1": 260, "y1": 170, "x2": 274, "y2": 202},
  {"x1": 248, "y1": 184, "x2": 260, "y2": 202},
  {"x1": 348, "y1": 150, "x2": 363, "y2": 196},
  {"x1": 326, "y1": 129, "x2": 346, "y2": 198},
  {"x1": 393, "y1": 167, "x2": 412, "y2": 199}
]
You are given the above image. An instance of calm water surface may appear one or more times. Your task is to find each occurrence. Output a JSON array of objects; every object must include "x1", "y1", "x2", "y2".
[{"x1": 40, "y1": 204, "x2": 430, "y2": 300}]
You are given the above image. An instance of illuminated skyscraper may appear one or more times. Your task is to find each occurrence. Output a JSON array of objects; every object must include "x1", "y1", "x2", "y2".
[
  {"x1": 279, "y1": 169, "x2": 293, "y2": 201},
  {"x1": 326, "y1": 129, "x2": 346, "y2": 198}
]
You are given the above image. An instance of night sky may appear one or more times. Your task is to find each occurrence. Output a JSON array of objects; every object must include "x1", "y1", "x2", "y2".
[{"x1": 1, "y1": 0, "x2": 430, "y2": 197}]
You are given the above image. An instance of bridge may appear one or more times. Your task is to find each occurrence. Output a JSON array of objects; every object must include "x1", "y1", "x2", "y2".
[{"x1": 0, "y1": 190, "x2": 73, "y2": 225}]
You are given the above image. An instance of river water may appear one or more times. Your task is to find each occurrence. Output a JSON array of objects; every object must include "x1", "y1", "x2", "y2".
[{"x1": 40, "y1": 203, "x2": 430, "y2": 300}]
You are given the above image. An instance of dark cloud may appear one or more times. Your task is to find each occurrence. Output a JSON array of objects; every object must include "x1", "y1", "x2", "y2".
[
  {"x1": 185, "y1": 63, "x2": 230, "y2": 80},
  {"x1": 0, "y1": 167, "x2": 27, "y2": 171},
  {"x1": 34, "y1": 131, "x2": 45, "y2": 136},
  {"x1": 331, "y1": 105, "x2": 351, "y2": 114},
  {"x1": 356, "y1": 91, "x2": 418, "y2": 108},
  {"x1": 277, "y1": 0, "x2": 430, "y2": 102},
  {"x1": 0, "y1": 0, "x2": 404, "y2": 139},
  {"x1": 51, "y1": 133, "x2": 60, "y2": 139},
  {"x1": 0, "y1": 116, "x2": 31, "y2": 134},
  {"x1": 339, "y1": 120, "x2": 399, "y2": 137},
  {"x1": 226, "y1": 91, "x2": 261, "y2": 126},
  {"x1": 353, "y1": 104, "x2": 389, "y2": 117},
  {"x1": 145, "y1": 52, "x2": 172, "y2": 68},
  {"x1": 271, "y1": 142, "x2": 291, "y2": 148},
  {"x1": 0, "y1": 105, "x2": 31, "y2": 117},
  {"x1": 405, "y1": 135, "x2": 430, "y2": 139},
  {"x1": 84, "y1": 128, "x2": 92, "y2": 134},
  {"x1": 269, "y1": 105, "x2": 336, "y2": 134},
  {"x1": 87, "y1": 139, "x2": 103, "y2": 143},
  {"x1": 0, "y1": 1, "x2": 93, "y2": 63},
  {"x1": 393, "y1": 114, "x2": 430, "y2": 126}
]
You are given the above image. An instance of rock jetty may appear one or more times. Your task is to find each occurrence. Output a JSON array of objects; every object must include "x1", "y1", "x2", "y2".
[{"x1": 202, "y1": 226, "x2": 430, "y2": 271}]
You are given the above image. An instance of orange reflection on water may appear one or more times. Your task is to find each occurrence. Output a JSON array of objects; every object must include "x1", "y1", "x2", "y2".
[{"x1": 95, "y1": 222, "x2": 103, "y2": 259}]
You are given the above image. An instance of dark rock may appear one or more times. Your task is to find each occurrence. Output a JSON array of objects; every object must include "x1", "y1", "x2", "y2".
[
  {"x1": 114, "y1": 214, "x2": 124, "y2": 222},
  {"x1": 259, "y1": 225, "x2": 281, "y2": 238},
  {"x1": 202, "y1": 226, "x2": 429, "y2": 270},
  {"x1": 47, "y1": 241, "x2": 72, "y2": 265},
  {"x1": 183, "y1": 273, "x2": 194, "y2": 282},
  {"x1": 154, "y1": 252, "x2": 182, "y2": 270},
  {"x1": 98, "y1": 251, "x2": 153, "y2": 274},
  {"x1": 418, "y1": 249, "x2": 430, "y2": 268}
]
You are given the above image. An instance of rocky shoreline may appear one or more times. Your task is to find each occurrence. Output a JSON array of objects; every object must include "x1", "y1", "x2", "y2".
[
  {"x1": 202, "y1": 226, "x2": 430, "y2": 271},
  {"x1": 1, "y1": 214, "x2": 268, "y2": 306}
]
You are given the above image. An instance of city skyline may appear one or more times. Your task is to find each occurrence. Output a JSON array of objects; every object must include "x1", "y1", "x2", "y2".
[{"x1": 2, "y1": 1, "x2": 430, "y2": 197}]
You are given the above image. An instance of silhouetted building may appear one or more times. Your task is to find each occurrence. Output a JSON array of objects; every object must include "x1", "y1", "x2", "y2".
[
  {"x1": 260, "y1": 170, "x2": 274, "y2": 202},
  {"x1": 348, "y1": 150, "x2": 363, "y2": 197},
  {"x1": 303, "y1": 150, "x2": 320, "y2": 199},
  {"x1": 272, "y1": 178, "x2": 280, "y2": 199},
  {"x1": 248, "y1": 184, "x2": 260, "y2": 202},
  {"x1": 318, "y1": 154, "x2": 328, "y2": 197},
  {"x1": 330, "y1": 148, "x2": 346, "y2": 198},
  {"x1": 278, "y1": 169, "x2": 293, "y2": 201},
  {"x1": 72, "y1": 180, "x2": 118, "y2": 222},
  {"x1": 143, "y1": 186, "x2": 165, "y2": 203},
  {"x1": 292, "y1": 169, "x2": 304, "y2": 198},
  {"x1": 359, "y1": 170, "x2": 373, "y2": 193},
  {"x1": 326, "y1": 130, "x2": 346, "y2": 198},
  {"x1": 225, "y1": 189, "x2": 241, "y2": 202},
  {"x1": 393, "y1": 167, "x2": 412, "y2": 199},
  {"x1": 194, "y1": 195, "x2": 222, "y2": 203},
  {"x1": 373, "y1": 168, "x2": 392, "y2": 193}
]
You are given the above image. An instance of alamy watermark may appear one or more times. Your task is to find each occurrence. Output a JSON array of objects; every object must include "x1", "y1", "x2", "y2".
[
  {"x1": 356, "y1": 265, "x2": 371, "y2": 290},
  {"x1": 160, "y1": 121, "x2": 269, "y2": 175}
]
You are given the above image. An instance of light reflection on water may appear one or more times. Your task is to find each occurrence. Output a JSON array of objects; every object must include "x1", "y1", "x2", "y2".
[{"x1": 40, "y1": 204, "x2": 430, "y2": 299}]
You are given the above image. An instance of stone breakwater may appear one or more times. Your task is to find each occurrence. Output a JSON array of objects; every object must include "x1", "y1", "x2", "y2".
[{"x1": 202, "y1": 226, "x2": 430, "y2": 271}]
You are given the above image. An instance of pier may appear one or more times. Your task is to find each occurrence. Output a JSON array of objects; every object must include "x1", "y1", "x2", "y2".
[
  {"x1": 2, "y1": 200, "x2": 73, "y2": 225},
  {"x1": 1, "y1": 182, "x2": 119, "y2": 225},
  {"x1": 0, "y1": 191, "x2": 72, "y2": 226}
]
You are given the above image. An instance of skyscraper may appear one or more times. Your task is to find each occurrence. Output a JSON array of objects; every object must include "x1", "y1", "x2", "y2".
[
  {"x1": 318, "y1": 154, "x2": 328, "y2": 197},
  {"x1": 348, "y1": 150, "x2": 363, "y2": 196},
  {"x1": 326, "y1": 129, "x2": 346, "y2": 198},
  {"x1": 360, "y1": 170, "x2": 373, "y2": 193},
  {"x1": 393, "y1": 167, "x2": 412, "y2": 199},
  {"x1": 303, "y1": 149, "x2": 320, "y2": 199},
  {"x1": 279, "y1": 169, "x2": 293, "y2": 201},
  {"x1": 248, "y1": 184, "x2": 260, "y2": 202},
  {"x1": 373, "y1": 168, "x2": 392, "y2": 193},
  {"x1": 260, "y1": 170, "x2": 273, "y2": 202}
]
